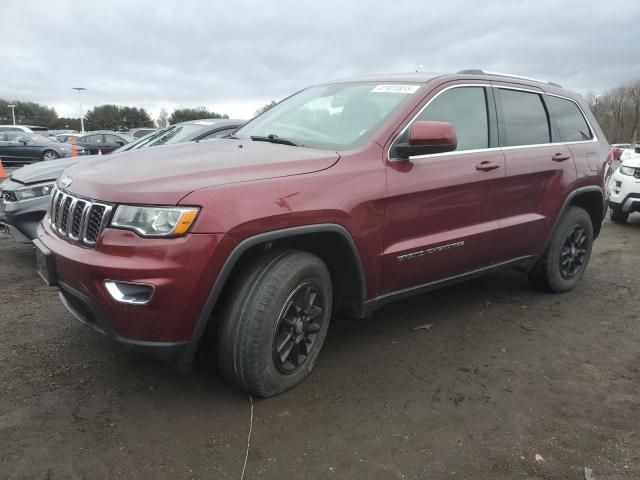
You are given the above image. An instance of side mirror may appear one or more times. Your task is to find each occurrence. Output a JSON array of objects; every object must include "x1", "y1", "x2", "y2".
[
  {"x1": 21, "y1": 140, "x2": 29, "y2": 146},
  {"x1": 395, "y1": 121, "x2": 457, "y2": 159},
  {"x1": 116, "y1": 141, "x2": 125, "y2": 146}
]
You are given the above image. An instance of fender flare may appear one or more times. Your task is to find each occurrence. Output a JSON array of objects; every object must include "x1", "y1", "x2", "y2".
[
  {"x1": 541, "y1": 185, "x2": 605, "y2": 253},
  {"x1": 189, "y1": 223, "x2": 367, "y2": 345}
]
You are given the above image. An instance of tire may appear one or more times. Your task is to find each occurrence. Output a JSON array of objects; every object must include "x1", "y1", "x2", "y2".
[
  {"x1": 528, "y1": 206, "x2": 593, "y2": 293},
  {"x1": 217, "y1": 250, "x2": 332, "y2": 398},
  {"x1": 609, "y1": 208, "x2": 629, "y2": 223},
  {"x1": 42, "y1": 150, "x2": 60, "y2": 161}
]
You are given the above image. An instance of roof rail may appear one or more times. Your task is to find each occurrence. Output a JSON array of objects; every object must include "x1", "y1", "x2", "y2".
[{"x1": 457, "y1": 69, "x2": 562, "y2": 88}]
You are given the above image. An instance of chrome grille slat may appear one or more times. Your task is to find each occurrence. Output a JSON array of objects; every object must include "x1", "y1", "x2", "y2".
[{"x1": 48, "y1": 187, "x2": 113, "y2": 248}]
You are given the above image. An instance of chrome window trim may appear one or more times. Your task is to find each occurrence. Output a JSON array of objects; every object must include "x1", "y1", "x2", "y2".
[{"x1": 388, "y1": 83, "x2": 598, "y2": 162}]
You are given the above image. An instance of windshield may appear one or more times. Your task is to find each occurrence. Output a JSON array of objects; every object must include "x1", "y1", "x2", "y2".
[
  {"x1": 113, "y1": 123, "x2": 208, "y2": 153},
  {"x1": 235, "y1": 82, "x2": 422, "y2": 150}
]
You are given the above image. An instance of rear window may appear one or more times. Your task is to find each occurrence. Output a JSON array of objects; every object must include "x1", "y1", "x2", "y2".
[
  {"x1": 499, "y1": 89, "x2": 550, "y2": 146},
  {"x1": 545, "y1": 95, "x2": 593, "y2": 142}
]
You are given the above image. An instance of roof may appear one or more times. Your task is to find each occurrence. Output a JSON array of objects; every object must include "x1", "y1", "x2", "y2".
[{"x1": 327, "y1": 70, "x2": 565, "y2": 91}]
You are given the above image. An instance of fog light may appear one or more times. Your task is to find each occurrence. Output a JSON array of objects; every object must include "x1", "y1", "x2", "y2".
[
  {"x1": 616, "y1": 181, "x2": 622, "y2": 188},
  {"x1": 105, "y1": 281, "x2": 155, "y2": 305}
]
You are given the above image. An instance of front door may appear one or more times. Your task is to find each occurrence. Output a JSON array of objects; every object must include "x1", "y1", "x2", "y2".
[{"x1": 382, "y1": 84, "x2": 505, "y2": 293}]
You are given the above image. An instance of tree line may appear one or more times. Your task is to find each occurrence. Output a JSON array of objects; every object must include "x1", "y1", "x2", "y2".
[
  {"x1": 0, "y1": 99, "x2": 228, "y2": 131},
  {"x1": 587, "y1": 80, "x2": 640, "y2": 144}
]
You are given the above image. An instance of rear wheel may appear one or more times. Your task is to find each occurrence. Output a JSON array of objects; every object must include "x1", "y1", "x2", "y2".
[
  {"x1": 610, "y1": 207, "x2": 629, "y2": 223},
  {"x1": 217, "y1": 250, "x2": 332, "y2": 398},
  {"x1": 528, "y1": 206, "x2": 593, "y2": 293},
  {"x1": 42, "y1": 150, "x2": 60, "y2": 161}
]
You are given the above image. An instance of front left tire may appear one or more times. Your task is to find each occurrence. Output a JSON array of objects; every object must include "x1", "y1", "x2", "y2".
[{"x1": 217, "y1": 250, "x2": 333, "y2": 398}]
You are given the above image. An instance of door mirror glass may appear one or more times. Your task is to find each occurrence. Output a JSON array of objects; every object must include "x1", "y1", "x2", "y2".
[{"x1": 395, "y1": 121, "x2": 457, "y2": 159}]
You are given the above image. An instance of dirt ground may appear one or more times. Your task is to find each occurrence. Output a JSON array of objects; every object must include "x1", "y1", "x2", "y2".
[{"x1": 0, "y1": 214, "x2": 638, "y2": 479}]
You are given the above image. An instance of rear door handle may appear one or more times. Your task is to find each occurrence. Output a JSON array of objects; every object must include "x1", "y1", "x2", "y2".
[
  {"x1": 552, "y1": 153, "x2": 571, "y2": 162},
  {"x1": 476, "y1": 161, "x2": 501, "y2": 172}
]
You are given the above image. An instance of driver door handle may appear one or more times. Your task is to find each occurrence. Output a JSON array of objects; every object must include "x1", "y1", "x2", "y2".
[
  {"x1": 552, "y1": 153, "x2": 571, "y2": 162},
  {"x1": 476, "y1": 161, "x2": 501, "y2": 172}
]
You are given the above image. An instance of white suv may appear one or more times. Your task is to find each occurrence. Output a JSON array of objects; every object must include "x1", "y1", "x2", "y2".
[{"x1": 608, "y1": 146, "x2": 640, "y2": 223}]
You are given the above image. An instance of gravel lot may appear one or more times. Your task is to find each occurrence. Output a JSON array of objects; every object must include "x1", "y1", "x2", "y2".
[{"x1": 1, "y1": 215, "x2": 638, "y2": 479}]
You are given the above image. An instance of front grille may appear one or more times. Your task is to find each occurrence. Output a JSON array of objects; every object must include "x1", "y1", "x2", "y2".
[
  {"x1": 49, "y1": 188, "x2": 113, "y2": 246},
  {"x1": 1, "y1": 190, "x2": 18, "y2": 202}
]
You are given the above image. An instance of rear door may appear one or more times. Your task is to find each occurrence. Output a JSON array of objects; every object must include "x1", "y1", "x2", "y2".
[
  {"x1": 383, "y1": 83, "x2": 505, "y2": 293},
  {"x1": 104, "y1": 134, "x2": 126, "y2": 153},
  {"x1": 81, "y1": 134, "x2": 105, "y2": 154},
  {"x1": 491, "y1": 85, "x2": 577, "y2": 262}
]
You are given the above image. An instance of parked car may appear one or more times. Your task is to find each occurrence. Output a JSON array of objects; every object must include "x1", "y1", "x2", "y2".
[
  {"x1": 54, "y1": 133, "x2": 81, "y2": 144},
  {"x1": 75, "y1": 131, "x2": 134, "y2": 155},
  {"x1": 34, "y1": 71, "x2": 608, "y2": 397},
  {"x1": 129, "y1": 128, "x2": 158, "y2": 139},
  {"x1": 607, "y1": 148, "x2": 640, "y2": 222},
  {"x1": 0, "y1": 131, "x2": 86, "y2": 164},
  {"x1": 0, "y1": 119, "x2": 243, "y2": 242},
  {"x1": 0, "y1": 125, "x2": 34, "y2": 133}
]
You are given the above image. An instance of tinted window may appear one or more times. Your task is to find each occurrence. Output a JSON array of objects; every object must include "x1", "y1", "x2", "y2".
[
  {"x1": 545, "y1": 96, "x2": 592, "y2": 142},
  {"x1": 413, "y1": 86, "x2": 489, "y2": 151},
  {"x1": 83, "y1": 135, "x2": 103, "y2": 145},
  {"x1": 499, "y1": 89, "x2": 550, "y2": 146},
  {"x1": 105, "y1": 134, "x2": 124, "y2": 143}
]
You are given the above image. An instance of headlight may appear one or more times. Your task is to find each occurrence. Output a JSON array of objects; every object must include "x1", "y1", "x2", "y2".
[
  {"x1": 619, "y1": 166, "x2": 636, "y2": 176},
  {"x1": 13, "y1": 182, "x2": 55, "y2": 201},
  {"x1": 111, "y1": 205, "x2": 199, "y2": 237}
]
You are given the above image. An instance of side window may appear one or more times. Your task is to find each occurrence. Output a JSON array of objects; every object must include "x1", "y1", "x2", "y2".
[
  {"x1": 410, "y1": 86, "x2": 489, "y2": 151},
  {"x1": 105, "y1": 135, "x2": 123, "y2": 144},
  {"x1": 199, "y1": 128, "x2": 236, "y2": 140},
  {"x1": 545, "y1": 96, "x2": 593, "y2": 142},
  {"x1": 498, "y1": 89, "x2": 550, "y2": 146}
]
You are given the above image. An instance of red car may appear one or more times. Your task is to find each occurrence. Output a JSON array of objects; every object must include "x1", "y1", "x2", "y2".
[{"x1": 35, "y1": 71, "x2": 608, "y2": 397}]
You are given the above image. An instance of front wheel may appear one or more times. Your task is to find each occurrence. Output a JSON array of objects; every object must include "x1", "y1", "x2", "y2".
[
  {"x1": 217, "y1": 250, "x2": 332, "y2": 398},
  {"x1": 42, "y1": 150, "x2": 60, "y2": 161},
  {"x1": 528, "y1": 206, "x2": 594, "y2": 293}
]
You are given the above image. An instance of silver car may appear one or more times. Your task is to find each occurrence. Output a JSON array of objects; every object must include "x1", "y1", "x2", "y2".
[{"x1": 0, "y1": 119, "x2": 243, "y2": 242}]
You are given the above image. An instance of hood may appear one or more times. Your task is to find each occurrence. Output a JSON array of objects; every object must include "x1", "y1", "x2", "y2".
[
  {"x1": 621, "y1": 153, "x2": 640, "y2": 169},
  {"x1": 61, "y1": 139, "x2": 340, "y2": 204},
  {"x1": 10, "y1": 156, "x2": 92, "y2": 184}
]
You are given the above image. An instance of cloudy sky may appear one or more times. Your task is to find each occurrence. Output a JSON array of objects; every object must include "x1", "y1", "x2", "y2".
[{"x1": 3, "y1": 0, "x2": 640, "y2": 121}]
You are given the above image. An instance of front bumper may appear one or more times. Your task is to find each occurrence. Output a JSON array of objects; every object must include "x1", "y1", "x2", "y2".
[
  {"x1": 608, "y1": 169, "x2": 640, "y2": 213},
  {"x1": 37, "y1": 219, "x2": 237, "y2": 367},
  {"x1": 0, "y1": 185, "x2": 51, "y2": 242}
]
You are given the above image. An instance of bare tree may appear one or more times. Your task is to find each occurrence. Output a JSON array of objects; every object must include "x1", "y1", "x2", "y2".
[
  {"x1": 156, "y1": 108, "x2": 169, "y2": 128},
  {"x1": 592, "y1": 79, "x2": 640, "y2": 144}
]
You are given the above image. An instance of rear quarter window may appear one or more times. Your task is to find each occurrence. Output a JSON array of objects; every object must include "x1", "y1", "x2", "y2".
[{"x1": 545, "y1": 95, "x2": 593, "y2": 142}]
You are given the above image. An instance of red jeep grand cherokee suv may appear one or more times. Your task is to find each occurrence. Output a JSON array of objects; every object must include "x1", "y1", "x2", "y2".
[{"x1": 35, "y1": 71, "x2": 608, "y2": 397}]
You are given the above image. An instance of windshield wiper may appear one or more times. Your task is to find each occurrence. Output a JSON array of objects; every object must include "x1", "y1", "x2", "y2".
[{"x1": 250, "y1": 134, "x2": 299, "y2": 147}]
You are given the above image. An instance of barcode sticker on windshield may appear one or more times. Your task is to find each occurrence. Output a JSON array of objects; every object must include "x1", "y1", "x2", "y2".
[{"x1": 371, "y1": 85, "x2": 420, "y2": 94}]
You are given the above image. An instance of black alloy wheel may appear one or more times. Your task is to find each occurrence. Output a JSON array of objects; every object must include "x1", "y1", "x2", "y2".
[
  {"x1": 273, "y1": 282, "x2": 325, "y2": 374},
  {"x1": 559, "y1": 226, "x2": 588, "y2": 279}
]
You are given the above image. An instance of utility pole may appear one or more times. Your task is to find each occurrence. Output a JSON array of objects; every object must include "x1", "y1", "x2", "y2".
[
  {"x1": 72, "y1": 87, "x2": 87, "y2": 133},
  {"x1": 7, "y1": 104, "x2": 16, "y2": 125}
]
